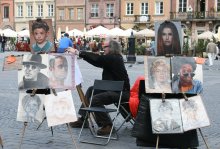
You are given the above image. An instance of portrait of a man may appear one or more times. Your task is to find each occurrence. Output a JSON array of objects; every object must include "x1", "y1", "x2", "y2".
[
  {"x1": 17, "y1": 93, "x2": 44, "y2": 123},
  {"x1": 44, "y1": 90, "x2": 77, "y2": 127},
  {"x1": 18, "y1": 54, "x2": 49, "y2": 90},
  {"x1": 150, "y1": 99, "x2": 183, "y2": 134},
  {"x1": 48, "y1": 54, "x2": 75, "y2": 89}
]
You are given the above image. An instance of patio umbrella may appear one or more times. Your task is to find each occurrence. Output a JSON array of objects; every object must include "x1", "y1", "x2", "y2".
[
  {"x1": 17, "y1": 29, "x2": 30, "y2": 37},
  {"x1": 136, "y1": 28, "x2": 155, "y2": 37},
  {"x1": 197, "y1": 31, "x2": 217, "y2": 39},
  {"x1": 109, "y1": 27, "x2": 124, "y2": 37},
  {"x1": 68, "y1": 29, "x2": 84, "y2": 37},
  {"x1": 121, "y1": 28, "x2": 137, "y2": 37},
  {"x1": 86, "y1": 26, "x2": 110, "y2": 37},
  {"x1": 2, "y1": 28, "x2": 17, "y2": 37}
]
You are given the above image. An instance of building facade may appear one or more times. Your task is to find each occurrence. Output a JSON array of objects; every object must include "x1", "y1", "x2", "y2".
[
  {"x1": 120, "y1": 0, "x2": 171, "y2": 30},
  {"x1": 56, "y1": 0, "x2": 85, "y2": 35},
  {"x1": 170, "y1": 0, "x2": 220, "y2": 41},
  {"x1": 0, "y1": 0, "x2": 14, "y2": 30},
  {"x1": 14, "y1": 0, "x2": 55, "y2": 32},
  {"x1": 85, "y1": 0, "x2": 120, "y2": 30}
]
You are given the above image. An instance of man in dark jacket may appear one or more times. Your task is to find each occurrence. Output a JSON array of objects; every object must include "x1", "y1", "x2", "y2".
[
  {"x1": 67, "y1": 39, "x2": 130, "y2": 135},
  {"x1": 19, "y1": 54, "x2": 49, "y2": 90}
]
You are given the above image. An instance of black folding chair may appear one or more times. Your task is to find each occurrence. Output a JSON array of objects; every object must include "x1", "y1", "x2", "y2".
[{"x1": 78, "y1": 79, "x2": 124, "y2": 145}]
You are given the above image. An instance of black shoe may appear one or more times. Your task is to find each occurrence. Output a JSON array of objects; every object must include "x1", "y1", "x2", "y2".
[
  {"x1": 69, "y1": 118, "x2": 88, "y2": 128},
  {"x1": 97, "y1": 125, "x2": 113, "y2": 136}
]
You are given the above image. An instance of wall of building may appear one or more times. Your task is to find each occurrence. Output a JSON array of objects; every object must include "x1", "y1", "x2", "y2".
[{"x1": 0, "y1": 0, "x2": 14, "y2": 30}]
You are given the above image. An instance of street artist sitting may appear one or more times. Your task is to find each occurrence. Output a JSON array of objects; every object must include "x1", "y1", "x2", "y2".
[{"x1": 66, "y1": 39, "x2": 130, "y2": 136}]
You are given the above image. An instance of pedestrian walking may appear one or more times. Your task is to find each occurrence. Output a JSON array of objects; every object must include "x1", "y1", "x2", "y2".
[{"x1": 206, "y1": 39, "x2": 217, "y2": 66}]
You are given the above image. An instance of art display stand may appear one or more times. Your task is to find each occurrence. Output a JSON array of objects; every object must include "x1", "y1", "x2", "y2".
[
  {"x1": 154, "y1": 93, "x2": 210, "y2": 149},
  {"x1": 18, "y1": 89, "x2": 79, "y2": 149}
]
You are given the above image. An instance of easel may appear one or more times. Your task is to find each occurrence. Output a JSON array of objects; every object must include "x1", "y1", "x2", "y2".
[
  {"x1": 0, "y1": 134, "x2": 3, "y2": 148},
  {"x1": 18, "y1": 89, "x2": 79, "y2": 149},
  {"x1": 155, "y1": 93, "x2": 210, "y2": 149}
]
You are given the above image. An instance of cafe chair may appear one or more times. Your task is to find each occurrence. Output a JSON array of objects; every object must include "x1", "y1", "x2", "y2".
[{"x1": 78, "y1": 79, "x2": 124, "y2": 145}]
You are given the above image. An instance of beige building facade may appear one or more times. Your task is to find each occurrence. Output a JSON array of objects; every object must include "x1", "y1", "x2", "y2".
[
  {"x1": 14, "y1": 0, "x2": 55, "y2": 32},
  {"x1": 0, "y1": 0, "x2": 14, "y2": 30},
  {"x1": 120, "y1": 0, "x2": 171, "y2": 30}
]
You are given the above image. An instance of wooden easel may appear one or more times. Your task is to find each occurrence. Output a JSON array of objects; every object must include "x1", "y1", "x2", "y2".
[
  {"x1": 155, "y1": 93, "x2": 210, "y2": 149},
  {"x1": 18, "y1": 89, "x2": 79, "y2": 149}
]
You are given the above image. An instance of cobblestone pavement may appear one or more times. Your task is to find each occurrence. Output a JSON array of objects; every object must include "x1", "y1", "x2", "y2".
[{"x1": 0, "y1": 52, "x2": 220, "y2": 149}]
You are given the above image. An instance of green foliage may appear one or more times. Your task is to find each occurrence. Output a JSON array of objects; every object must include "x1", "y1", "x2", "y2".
[
  {"x1": 135, "y1": 45, "x2": 146, "y2": 55},
  {"x1": 195, "y1": 39, "x2": 208, "y2": 53}
]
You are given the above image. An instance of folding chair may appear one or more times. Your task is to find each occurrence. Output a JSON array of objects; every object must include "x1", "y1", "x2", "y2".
[{"x1": 78, "y1": 79, "x2": 124, "y2": 145}]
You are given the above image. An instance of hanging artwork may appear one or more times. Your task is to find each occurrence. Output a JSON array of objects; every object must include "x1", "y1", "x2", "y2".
[
  {"x1": 17, "y1": 92, "x2": 45, "y2": 123},
  {"x1": 150, "y1": 95, "x2": 210, "y2": 134},
  {"x1": 144, "y1": 56, "x2": 172, "y2": 93},
  {"x1": 155, "y1": 21, "x2": 182, "y2": 56},
  {"x1": 48, "y1": 53, "x2": 75, "y2": 89},
  {"x1": 18, "y1": 54, "x2": 49, "y2": 90},
  {"x1": 44, "y1": 90, "x2": 77, "y2": 127},
  {"x1": 150, "y1": 99, "x2": 183, "y2": 134},
  {"x1": 29, "y1": 18, "x2": 55, "y2": 53},
  {"x1": 180, "y1": 95, "x2": 210, "y2": 131},
  {"x1": 171, "y1": 57, "x2": 203, "y2": 94},
  {"x1": 2, "y1": 55, "x2": 23, "y2": 71}
]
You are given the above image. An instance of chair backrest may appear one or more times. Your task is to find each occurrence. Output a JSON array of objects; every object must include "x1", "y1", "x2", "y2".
[{"x1": 93, "y1": 80, "x2": 124, "y2": 92}]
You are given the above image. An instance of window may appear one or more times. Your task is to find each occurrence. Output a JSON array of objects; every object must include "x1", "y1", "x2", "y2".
[
  {"x1": 179, "y1": 0, "x2": 187, "y2": 12},
  {"x1": 141, "y1": 3, "x2": 148, "y2": 15},
  {"x1": 69, "y1": 8, "x2": 74, "y2": 20},
  {"x1": 106, "y1": 4, "x2": 114, "y2": 17},
  {"x1": 18, "y1": 5, "x2": 23, "y2": 17},
  {"x1": 77, "y1": 8, "x2": 83, "y2": 20},
  {"x1": 59, "y1": 9, "x2": 64, "y2": 20},
  {"x1": 3, "y1": 6, "x2": 9, "y2": 18},
  {"x1": 218, "y1": 0, "x2": 220, "y2": 11},
  {"x1": 155, "y1": 1, "x2": 163, "y2": 14},
  {"x1": 48, "y1": 4, "x2": 54, "y2": 16},
  {"x1": 38, "y1": 4, "x2": 43, "y2": 17},
  {"x1": 126, "y1": 3, "x2": 134, "y2": 15},
  {"x1": 27, "y1": 5, "x2": 33, "y2": 17},
  {"x1": 91, "y1": 4, "x2": 99, "y2": 17}
]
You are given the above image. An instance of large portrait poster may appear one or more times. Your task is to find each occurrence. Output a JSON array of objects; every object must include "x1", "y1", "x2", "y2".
[
  {"x1": 44, "y1": 90, "x2": 77, "y2": 127},
  {"x1": 180, "y1": 95, "x2": 210, "y2": 131},
  {"x1": 150, "y1": 99, "x2": 183, "y2": 134},
  {"x1": 48, "y1": 53, "x2": 75, "y2": 89},
  {"x1": 29, "y1": 19, "x2": 55, "y2": 53},
  {"x1": 171, "y1": 57, "x2": 203, "y2": 94},
  {"x1": 17, "y1": 92, "x2": 45, "y2": 123},
  {"x1": 18, "y1": 54, "x2": 49, "y2": 90},
  {"x1": 144, "y1": 56, "x2": 172, "y2": 93},
  {"x1": 155, "y1": 21, "x2": 182, "y2": 56}
]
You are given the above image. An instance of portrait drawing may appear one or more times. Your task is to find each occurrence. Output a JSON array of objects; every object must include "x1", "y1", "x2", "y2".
[
  {"x1": 17, "y1": 92, "x2": 45, "y2": 123},
  {"x1": 44, "y1": 90, "x2": 77, "y2": 127}
]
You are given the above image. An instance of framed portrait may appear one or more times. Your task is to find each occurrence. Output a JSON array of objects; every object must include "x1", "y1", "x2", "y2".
[
  {"x1": 171, "y1": 57, "x2": 203, "y2": 94},
  {"x1": 48, "y1": 53, "x2": 75, "y2": 89},
  {"x1": 2, "y1": 55, "x2": 23, "y2": 71},
  {"x1": 17, "y1": 92, "x2": 45, "y2": 123},
  {"x1": 44, "y1": 90, "x2": 77, "y2": 127},
  {"x1": 180, "y1": 95, "x2": 210, "y2": 131},
  {"x1": 29, "y1": 19, "x2": 55, "y2": 53},
  {"x1": 155, "y1": 21, "x2": 182, "y2": 56},
  {"x1": 150, "y1": 99, "x2": 183, "y2": 134},
  {"x1": 18, "y1": 54, "x2": 49, "y2": 90},
  {"x1": 144, "y1": 56, "x2": 172, "y2": 93}
]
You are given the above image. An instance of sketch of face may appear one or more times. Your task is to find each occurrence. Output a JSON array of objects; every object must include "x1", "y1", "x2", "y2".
[
  {"x1": 53, "y1": 98, "x2": 70, "y2": 119},
  {"x1": 162, "y1": 27, "x2": 173, "y2": 46},
  {"x1": 24, "y1": 99, "x2": 39, "y2": 118},
  {"x1": 52, "y1": 57, "x2": 68, "y2": 81},
  {"x1": 180, "y1": 64, "x2": 194, "y2": 83},
  {"x1": 24, "y1": 64, "x2": 40, "y2": 81},
  {"x1": 153, "y1": 65, "x2": 168, "y2": 84},
  {"x1": 33, "y1": 28, "x2": 48, "y2": 45},
  {"x1": 182, "y1": 100, "x2": 198, "y2": 120},
  {"x1": 159, "y1": 102, "x2": 173, "y2": 118}
]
